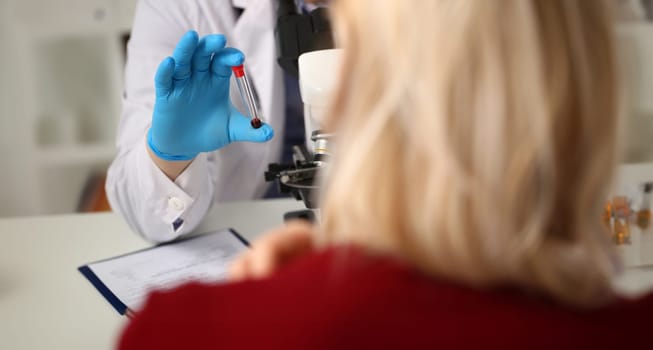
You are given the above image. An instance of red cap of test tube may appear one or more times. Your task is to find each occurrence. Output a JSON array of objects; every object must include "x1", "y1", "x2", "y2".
[{"x1": 232, "y1": 65, "x2": 245, "y2": 78}]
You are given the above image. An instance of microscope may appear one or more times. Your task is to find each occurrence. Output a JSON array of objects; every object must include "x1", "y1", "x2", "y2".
[{"x1": 265, "y1": 1, "x2": 341, "y2": 220}]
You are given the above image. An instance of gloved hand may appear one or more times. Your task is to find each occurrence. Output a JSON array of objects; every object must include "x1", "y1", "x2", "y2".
[{"x1": 148, "y1": 30, "x2": 274, "y2": 161}]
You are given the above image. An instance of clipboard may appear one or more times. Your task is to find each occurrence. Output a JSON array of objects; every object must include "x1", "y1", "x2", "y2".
[{"x1": 78, "y1": 228, "x2": 249, "y2": 316}]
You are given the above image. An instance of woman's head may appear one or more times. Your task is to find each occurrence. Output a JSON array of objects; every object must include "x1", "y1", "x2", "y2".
[{"x1": 320, "y1": 0, "x2": 620, "y2": 307}]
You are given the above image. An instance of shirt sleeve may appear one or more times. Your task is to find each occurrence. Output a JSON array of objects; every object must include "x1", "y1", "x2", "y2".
[{"x1": 106, "y1": 0, "x2": 214, "y2": 242}]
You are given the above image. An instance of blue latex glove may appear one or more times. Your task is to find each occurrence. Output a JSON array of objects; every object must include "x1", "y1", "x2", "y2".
[{"x1": 148, "y1": 31, "x2": 274, "y2": 161}]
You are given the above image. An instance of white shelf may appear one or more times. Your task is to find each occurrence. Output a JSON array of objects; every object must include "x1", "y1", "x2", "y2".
[
  {"x1": 14, "y1": 0, "x2": 122, "y2": 38},
  {"x1": 617, "y1": 21, "x2": 653, "y2": 31},
  {"x1": 37, "y1": 144, "x2": 116, "y2": 167}
]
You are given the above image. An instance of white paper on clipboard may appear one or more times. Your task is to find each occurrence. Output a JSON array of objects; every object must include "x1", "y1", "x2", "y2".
[{"x1": 86, "y1": 229, "x2": 248, "y2": 311}]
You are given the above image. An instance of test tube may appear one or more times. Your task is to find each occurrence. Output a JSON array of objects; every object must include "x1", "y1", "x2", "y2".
[{"x1": 232, "y1": 64, "x2": 262, "y2": 129}]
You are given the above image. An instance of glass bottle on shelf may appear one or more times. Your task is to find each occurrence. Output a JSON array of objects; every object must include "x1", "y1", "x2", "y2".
[
  {"x1": 612, "y1": 196, "x2": 632, "y2": 245},
  {"x1": 636, "y1": 183, "x2": 652, "y2": 231}
]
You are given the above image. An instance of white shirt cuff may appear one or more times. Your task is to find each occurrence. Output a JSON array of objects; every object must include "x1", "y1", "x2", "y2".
[{"x1": 139, "y1": 143, "x2": 210, "y2": 234}]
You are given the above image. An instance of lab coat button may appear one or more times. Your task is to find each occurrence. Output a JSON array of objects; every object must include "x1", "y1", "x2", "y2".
[{"x1": 168, "y1": 197, "x2": 185, "y2": 211}]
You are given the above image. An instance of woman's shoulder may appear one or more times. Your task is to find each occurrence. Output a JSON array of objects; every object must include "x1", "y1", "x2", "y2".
[{"x1": 117, "y1": 246, "x2": 419, "y2": 349}]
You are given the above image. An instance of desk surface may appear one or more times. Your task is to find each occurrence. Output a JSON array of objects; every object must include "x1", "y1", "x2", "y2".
[
  {"x1": 0, "y1": 163, "x2": 652, "y2": 350},
  {"x1": 0, "y1": 198, "x2": 304, "y2": 350}
]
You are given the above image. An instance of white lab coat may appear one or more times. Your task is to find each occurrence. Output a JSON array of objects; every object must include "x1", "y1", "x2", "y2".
[{"x1": 106, "y1": 0, "x2": 285, "y2": 242}]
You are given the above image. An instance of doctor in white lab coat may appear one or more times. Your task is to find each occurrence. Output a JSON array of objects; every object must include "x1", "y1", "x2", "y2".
[{"x1": 106, "y1": 0, "x2": 291, "y2": 242}]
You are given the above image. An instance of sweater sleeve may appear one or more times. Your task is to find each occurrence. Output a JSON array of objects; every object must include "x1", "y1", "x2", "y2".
[{"x1": 118, "y1": 283, "x2": 219, "y2": 350}]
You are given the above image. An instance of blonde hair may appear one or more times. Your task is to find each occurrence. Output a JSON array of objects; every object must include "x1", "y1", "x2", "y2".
[{"x1": 320, "y1": 0, "x2": 620, "y2": 307}]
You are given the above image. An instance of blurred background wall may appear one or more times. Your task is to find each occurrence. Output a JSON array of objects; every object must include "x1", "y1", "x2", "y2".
[
  {"x1": 0, "y1": 0, "x2": 136, "y2": 217},
  {"x1": 0, "y1": 0, "x2": 651, "y2": 218}
]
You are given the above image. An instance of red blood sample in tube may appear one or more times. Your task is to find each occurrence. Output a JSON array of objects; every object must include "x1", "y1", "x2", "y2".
[{"x1": 232, "y1": 64, "x2": 263, "y2": 129}]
